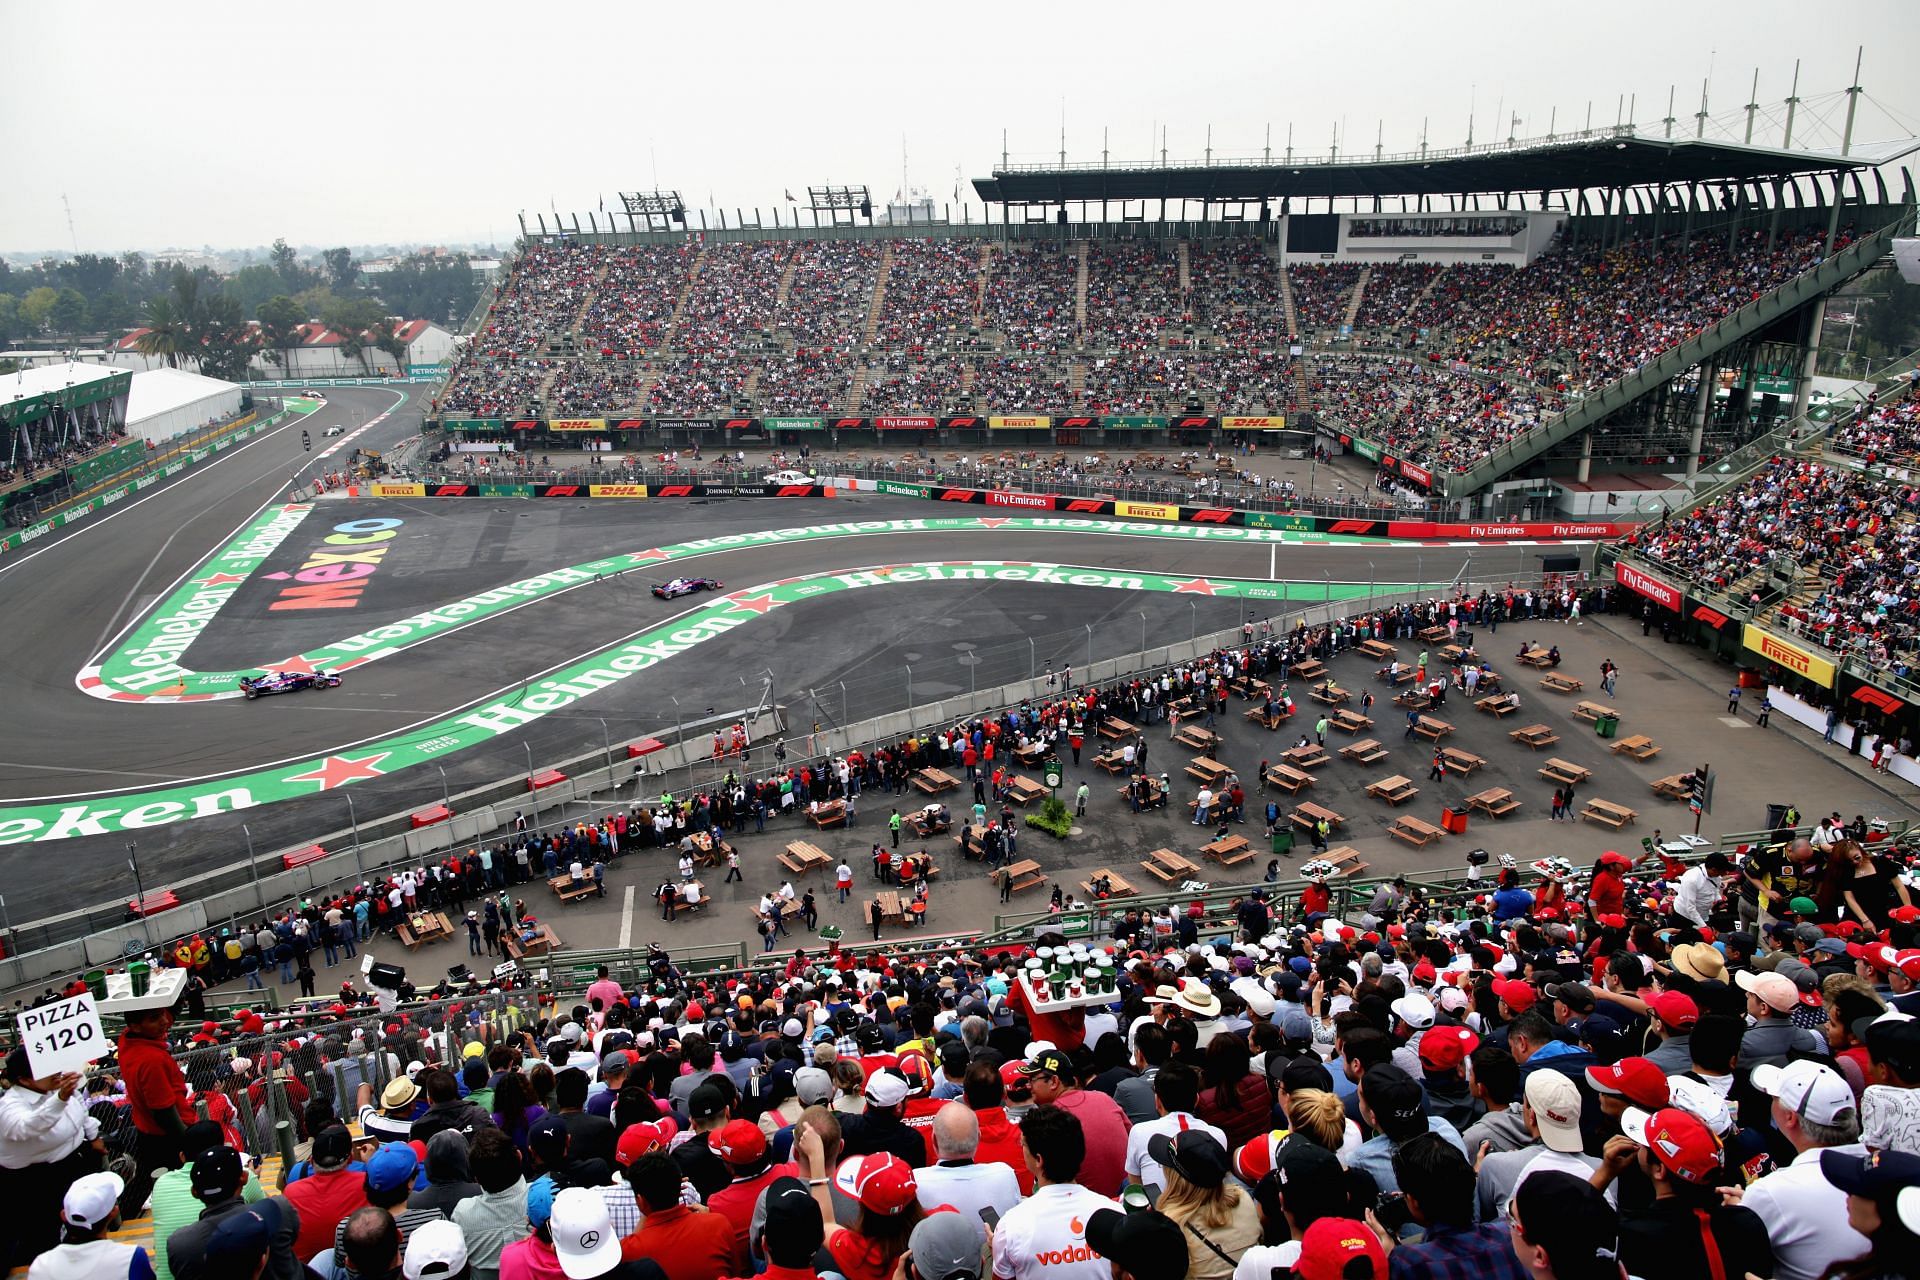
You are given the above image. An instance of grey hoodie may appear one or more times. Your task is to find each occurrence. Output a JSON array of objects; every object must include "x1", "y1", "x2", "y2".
[{"x1": 409, "y1": 1129, "x2": 483, "y2": 1217}]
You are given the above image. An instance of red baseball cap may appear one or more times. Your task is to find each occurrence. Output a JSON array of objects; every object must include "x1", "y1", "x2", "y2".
[
  {"x1": 1621, "y1": 1106, "x2": 1722, "y2": 1184},
  {"x1": 1596, "y1": 913, "x2": 1628, "y2": 930},
  {"x1": 1647, "y1": 991, "x2": 1700, "y2": 1030},
  {"x1": 1417, "y1": 1025, "x2": 1480, "y2": 1073},
  {"x1": 1295, "y1": 1217, "x2": 1387, "y2": 1280},
  {"x1": 834, "y1": 1153, "x2": 917, "y2": 1215},
  {"x1": 1491, "y1": 977, "x2": 1537, "y2": 1011},
  {"x1": 1586, "y1": 1057, "x2": 1671, "y2": 1110},
  {"x1": 1848, "y1": 941, "x2": 1898, "y2": 971},
  {"x1": 999, "y1": 1060, "x2": 1031, "y2": 1093},
  {"x1": 710, "y1": 1119, "x2": 768, "y2": 1165},
  {"x1": 615, "y1": 1119, "x2": 677, "y2": 1166},
  {"x1": 1233, "y1": 1131, "x2": 1287, "y2": 1184},
  {"x1": 1893, "y1": 950, "x2": 1920, "y2": 982}
]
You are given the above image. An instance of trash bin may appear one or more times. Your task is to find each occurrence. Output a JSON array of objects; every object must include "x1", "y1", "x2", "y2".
[
  {"x1": 1440, "y1": 808, "x2": 1469, "y2": 835},
  {"x1": 1595, "y1": 715, "x2": 1619, "y2": 739},
  {"x1": 1765, "y1": 803, "x2": 1790, "y2": 830},
  {"x1": 1271, "y1": 828, "x2": 1295, "y2": 856}
]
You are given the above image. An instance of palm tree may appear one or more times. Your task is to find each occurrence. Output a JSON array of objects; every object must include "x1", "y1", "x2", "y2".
[
  {"x1": 371, "y1": 320, "x2": 410, "y2": 376},
  {"x1": 256, "y1": 295, "x2": 304, "y2": 377},
  {"x1": 133, "y1": 298, "x2": 191, "y2": 369}
]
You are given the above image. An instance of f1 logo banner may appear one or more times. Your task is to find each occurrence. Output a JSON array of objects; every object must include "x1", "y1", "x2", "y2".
[{"x1": 935, "y1": 488, "x2": 984, "y2": 504}]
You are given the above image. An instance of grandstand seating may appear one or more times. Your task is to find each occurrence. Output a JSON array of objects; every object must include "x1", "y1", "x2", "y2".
[{"x1": 434, "y1": 223, "x2": 1849, "y2": 473}]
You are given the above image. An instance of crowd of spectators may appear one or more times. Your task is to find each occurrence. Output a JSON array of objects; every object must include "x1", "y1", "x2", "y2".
[
  {"x1": 780, "y1": 241, "x2": 883, "y2": 349},
  {"x1": 1310, "y1": 354, "x2": 1563, "y2": 474},
  {"x1": 752, "y1": 349, "x2": 857, "y2": 417},
  {"x1": 1831, "y1": 382, "x2": 1920, "y2": 465},
  {"x1": 470, "y1": 245, "x2": 601, "y2": 357},
  {"x1": 579, "y1": 246, "x2": 696, "y2": 358},
  {"x1": 1083, "y1": 242, "x2": 1185, "y2": 350},
  {"x1": 858, "y1": 352, "x2": 971, "y2": 414},
  {"x1": 673, "y1": 243, "x2": 789, "y2": 356},
  {"x1": 982, "y1": 245, "x2": 1078, "y2": 352},
  {"x1": 1287, "y1": 262, "x2": 1364, "y2": 331},
  {"x1": 877, "y1": 240, "x2": 983, "y2": 348},
  {"x1": 1187, "y1": 241, "x2": 1285, "y2": 350},
  {"x1": 439, "y1": 358, "x2": 555, "y2": 418},
  {"x1": 1349, "y1": 262, "x2": 1441, "y2": 330}
]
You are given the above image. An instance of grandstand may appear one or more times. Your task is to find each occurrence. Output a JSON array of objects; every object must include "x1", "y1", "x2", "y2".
[
  {"x1": 0, "y1": 363, "x2": 135, "y2": 523},
  {"x1": 430, "y1": 129, "x2": 1916, "y2": 510}
]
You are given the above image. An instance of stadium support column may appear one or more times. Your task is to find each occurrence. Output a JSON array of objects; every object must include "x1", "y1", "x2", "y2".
[
  {"x1": 1686, "y1": 361, "x2": 1714, "y2": 483},
  {"x1": 1576, "y1": 429, "x2": 1592, "y2": 484},
  {"x1": 1791, "y1": 303, "x2": 1825, "y2": 425}
]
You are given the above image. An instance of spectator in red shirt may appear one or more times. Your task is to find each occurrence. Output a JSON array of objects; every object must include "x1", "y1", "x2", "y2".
[
  {"x1": 117, "y1": 1006, "x2": 192, "y2": 1217},
  {"x1": 1020, "y1": 1050, "x2": 1131, "y2": 1197},
  {"x1": 704, "y1": 1121, "x2": 797, "y2": 1267},
  {"x1": 620, "y1": 1154, "x2": 736, "y2": 1280},
  {"x1": 962, "y1": 1063, "x2": 1032, "y2": 1194},
  {"x1": 283, "y1": 1127, "x2": 370, "y2": 1263}
]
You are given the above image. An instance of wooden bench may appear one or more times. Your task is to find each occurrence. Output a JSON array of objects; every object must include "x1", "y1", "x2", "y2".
[
  {"x1": 1309, "y1": 683, "x2": 1351, "y2": 706},
  {"x1": 1419, "y1": 625, "x2": 1451, "y2": 644},
  {"x1": 1538, "y1": 758, "x2": 1592, "y2": 786},
  {"x1": 905, "y1": 809, "x2": 952, "y2": 838},
  {"x1": 1517, "y1": 648, "x2": 1553, "y2": 667},
  {"x1": 781, "y1": 841, "x2": 832, "y2": 875},
  {"x1": 1140, "y1": 848, "x2": 1200, "y2": 883},
  {"x1": 398, "y1": 911, "x2": 455, "y2": 949},
  {"x1": 1466, "y1": 787, "x2": 1521, "y2": 819},
  {"x1": 1581, "y1": 799, "x2": 1639, "y2": 829},
  {"x1": 1173, "y1": 725, "x2": 1221, "y2": 753},
  {"x1": 1265, "y1": 763, "x2": 1316, "y2": 794},
  {"x1": 1413, "y1": 716, "x2": 1454, "y2": 742},
  {"x1": 807, "y1": 799, "x2": 847, "y2": 829},
  {"x1": 1290, "y1": 659, "x2": 1327, "y2": 680},
  {"x1": 280, "y1": 844, "x2": 328, "y2": 872},
  {"x1": 548, "y1": 873, "x2": 598, "y2": 904},
  {"x1": 1612, "y1": 735, "x2": 1662, "y2": 762},
  {"x1": 1003, "y1": 859, "x2": 1048, "y2": 893},
  {"x1": 1321, "y1": 846, "x2": 1369, "y2": 877},
  {"x1": 1290, "y1": 802, "x2": 1346, "y2": 832},
  {"x1": 1510, "y1": 724, "x2": 1560, "y2": 750},
  {"x1": 1244, "y1": 705, "x2": 1291, "y2": 730},
  {"x1": 953, "y1": 825, "x2": 988, "y2": 859},
  {"x1": 1478, "y1": 694, "x2": 1521, "y2": 717},
  {"x1": 1440, "y1": 644, "x2": 1477, "y2": 665},
  {"x1": 1439, "y1": 747, "x2": 1485, "y2": 776},
  {"x1": 1282, "y1": 744, "x2": 1331, "y2": 770},
  {"x1": 1340, "y1": 738, "x2": 1389, "y2": 765},
  {"x1": 1366, "y1": 775, "x2": 1420, "y2": 806},
  {"x1": 1080, "y1": 868, "x2": 1138, "y2": 899},
  {"x1": 1379, "y1": 666, "x2": 1418, "y2": 686},
  {"x1": 1201, "y1": 834, "x2": 1253, "y2": 866},
  {"x1": 1097, "y1": 717, "x2": 1137, "y2": 740},
  {"x1": 911, "y1": 768, "x2": 961, "y2": 794},
  {"x1": 1014, "y1": 742, "x2": 1049, "y2": 769},
  {"x1": 1394, "y1": 688, "x2": 1431, "y2": 711},
  {"x1": 1571, "y1": 701, "x2": 1618, "y2": 724},
  {"x1": 1389, "y1": 815, "x2": 1445, "y2": 847},
  {"x1": 1330, "y1": 708, "x2": 1373, "y2": 733},
  {"x1": 1540, "y1": 672, "x2": 1584, "y2": 694},
  {"x1": 1650, "y1": 773, "x2": 1694, "y2": 801},
  {"x1": 1092, "y1": 750, "x2": 1128, "y2": 774},
  {"x1": 1005, "y1": 775, "x2": 1048, "y2": 805},
  {"x1": 1357, "y1": 639, "x2": 1397, "y2": 661},
  {"x1": 1115, "y1": 776, "x2": 1168, "y2": 808},
  {"x1": 1184, "y1": 756, "x2": 1230, "y2": 787}
]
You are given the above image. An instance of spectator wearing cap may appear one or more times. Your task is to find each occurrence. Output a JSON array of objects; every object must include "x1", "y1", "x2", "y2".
[
  {"x1": 1582, "y1": 1057, "x2": 1670, "y2": 1141},
  {"x1": 674, "y1": 1080, "x2": 733, "y2": 1200},
  {"x1": 914, "y1": 1103, "x2": 1020, "y2": 1223},
  {"x1": 412, "y1": 1070, "x2": 497, "y2": 1145},
  {"x1": 284, "y1": 1127, "x2": 370, "y2": 1263},
  {"x1": 1364, "y1": 1133, "x2": 1528, "y2": 1280},
  {"x1": 451, "y1": 1130, "x2": 529, "y2": 1280},
  {"x1": 146, "y1": 1122, "x2": 247, "y2": 1280},
  {"x1": 1639, "y1": 992, "x2": 1699, "y2": 1074},
  {"x1": 334, "y1": 1144, "x2": 446, "y2": 1276},
  {"x1": 900, "y1": 1210, "x2": 988, "y2": 1280},
  {"x1": 1594, "y1": 1106, "x2": 1774, "y2": 1280},
  {"x1": 987, "y1": 1104, "x2": 1119, "y2": 1280},
  {"x1": 360, "y1": 1078, "x2": 424, "y2": 1145},
  {"x1": 1387, "y1": 993, "x2": 1437, "y2": 1079},
  {"x1": 617, "y1": 1154, "x2": 735, "y2": 1280},
  {"x1": 1122, "y1": 1061, "x2": 1227, "y2": 1196},
  {"x1": 739, "y1": 1176, "x2": 826, "y2": 1280},
  {"x1": 1021, "y1": 1049, "x2": 1131, "y2": 1193},
  {"x1": 1348, "y1": 1065, "x2": 1468, "y2": 1195},
  {"x1": 29, "y1": 1171, "x2": 148, "y2": 1280},
  {"x1": 164, "y1": 1145, "x2": 301, "y2": 1280},
  {"x1": 1148, "y1": 1130, "x2": 1259, "y2": 1280},
  {"x1": 584, "y1": 1054, "x2": 628, "y2": 1121},
  {"x1": 554, "y1": 1183, "x2": 664, "y2": 1280},
  {"x1": 1085, "y1": 1206, "x2": 1189, "y2": 1280},
  {"x1": 1738, "y1": 1059, "x2": 1869, "y2": 1280},
  {"x1": 1816, "y1": 1147, "x2": 1920, "y2": 1279},
  {"x1": 402, "y1": 1220, "x2": 469, "y2": 1280},
  {"x1": 0, "y1": 1045, "x2": 100, "y2": 1273},
  {"x1": 1733, "y1": 971, "x2": 1827, "y2": 1070},
  {"x1": 840, "y1": 1069, "x2": 929, "y2": 1171},
  {"x1": 1507, "y1": 1170, "x2": 1622, "y2": 1280},
  {"x1": 707, "y1": 1119, "x2": 797, "y2": 1261},
  {"x1": 1416, "y1": 1026, "x2": 1482, "y2": 1134},
  {"x1": 1476, "y1": 1069, "x2": 1608, "y2": 1224}
]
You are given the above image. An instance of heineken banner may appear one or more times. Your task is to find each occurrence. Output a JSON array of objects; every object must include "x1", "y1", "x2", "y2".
[
  {"x1": 1351, "y1": 438, "x2": 1382, "y2": 461},
  {"x1": 441, "y1": 418, "x2": 506, "y2": 431},
  {"x1": 763, "y1": 417, "x2": 825, "y2": 432},
  {"x1": 1099, "y1": 416, "x2": 1168, "y2": 430},
  {"x1": 876, "y1": 481, "x2": 930, "y2": 498},
  {"x1": 873, "y1": 415, "x2": 938, "y2": 430}
]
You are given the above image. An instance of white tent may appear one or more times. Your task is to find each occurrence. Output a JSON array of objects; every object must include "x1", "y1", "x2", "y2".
[{"x1": 126, "y1": 368, "x2": 243, "y2": 445}]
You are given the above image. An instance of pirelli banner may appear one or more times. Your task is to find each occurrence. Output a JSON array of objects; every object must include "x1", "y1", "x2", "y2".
[
  {"x1": 371, "y1": 483, "x2": 426, "y2": 498},
  {"x1": 547, "y1": 419, "x2": 607, "y2": 432},
  {"x1": 988, "y1": 415, "x2": 1051, "y2": 430},
  {"x1": 1114, "y1": 500, "x2": 1180, "y2": 521},
  {"x1": 1220, "y1": 416, "x2": 1287, "y2": 431},
  {"x1": 1742, "y1": 624, "x2": 1837, "y2": 688}
]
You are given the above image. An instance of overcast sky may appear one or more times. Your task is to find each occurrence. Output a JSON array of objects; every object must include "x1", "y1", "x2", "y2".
[{"x1": 3, "y1": 0, "x2": 1915, "y2": 256}]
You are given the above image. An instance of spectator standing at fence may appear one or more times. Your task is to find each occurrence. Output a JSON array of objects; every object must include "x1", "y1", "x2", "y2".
[
  {"x1": 0, "y1": 1047, "x2": 101, "y2": 1274},
  {"x1": 117, "y1": 1006, "x2": 191, "y2": 1220}
]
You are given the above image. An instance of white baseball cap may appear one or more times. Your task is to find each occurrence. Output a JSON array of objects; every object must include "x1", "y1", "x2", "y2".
[
  {"x1": 550, "y1": 1186, "x2": 620, "y2": 1280},
  {"x1": 1752, "y1": 1060, "x2": 1856, "y2": 1126},
  {"x1": 403, "y1": 1219, "x2": 470, "y2": 1280},
  {"x1": 1525, "y1": 1069, "x2": 1583, "y2": 1153},
  {"x1": 62, "y1": 1171, "x2": 124, "y2": 1230},
  {"x1": 1390, "y1": 993, "x2": 1436, "y2": 1030}
]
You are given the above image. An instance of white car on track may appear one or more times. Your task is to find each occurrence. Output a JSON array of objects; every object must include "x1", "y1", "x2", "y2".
[{"x1": 764, "y1": 469, "x2": 813, "y2": 485}]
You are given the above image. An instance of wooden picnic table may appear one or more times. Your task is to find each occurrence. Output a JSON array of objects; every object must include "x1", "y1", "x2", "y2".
[
  {"x1": 1080, "y1": 868, "x2": 1137, "y2": 899},
  {"x1": 1184, "y1": 756, "x2": 1230, "y2": 786},
  {"x1": 1651, "y1": 773, "x2": 1694, "y2": 801},
  {"x1": 1282, "y1": 744, "x2": 1331, "y2": 769},
  {"x1": 1540, "y1": 672, "x2": 1584, "y2": 694},
  {"x1": 1478, "y1": 693, "x2": 1520, "y2": 717},
  {"x1": 1141, "y1": 847, "x2": 1200, "y2": 883},
  {"x1": 1571, "y1": 701, "x2": 1619, "y2": 723},
  {"x1": 548, "y1": 874, "x2": 598, "y2": 905},
  {"x1": 1440, "y1": 644, "x2": 1478, "y2": 665},
  {"x1": 1318, "y1": 846, "x2": 1369, "y2": 877},
  {"x1": 1265, "y1": 763, "x2": 1315, "y2": 793},
  {"x1": 1005, "y1": 775, "x2": 1048, "y2": 805},
  {"x1": 1357, "y1": 639, "x2": 1397, "y2": 661},
  {"x1": 1097, "y1": 716, "x2": 1137, "y2": 740},
  {"x1": 954, "y1": 824, "x2": 988, "y2": 859},
  {"x1": 780, "y1": 840, "x2": 832, "y2": 875},
  {"x1": 1003, "y1": 859, "x2": 1047, "y2": 892},
  {"x1": 1115, "y1": 776, "x2": 1169, "y2": 808},
  {"x1": 501, "y1": 922, "x2": 562, "y2": 961},
  {"x1": 1366, "y1": 775, "x2": 1420, "y2": 806},
  {"x1": 1439, "y1": 747, "x2": 1486, "y2": 775},
  {"x1": 875, "y1": 888, "x2": 905, "y2": 925},
  {"x1": 1612, "y1": 735, "x2": 1662, "y2": 761},
  {"x1": 1174, "y1": 725, "x2": 1222, "y2": 753},
  {"x1": 1581, "y1": 798, "x2": 1639, "y2": 829},
  {"x1": 398, "y1": 911, "x2": 455, "y2": 949},
  {"x1": 911, "y1": 767, "x2": 960, "y2": 794},
  {"x1": 1093, "y1": 750, "x2": 1129, "y2": 774},
  {"x1": 1245, "y1": 705, "x2": 1291, "y2": 730},
  {"x1": 1290, "y1": 658, "x2": 1327, "y2": 680},
  {"x1": 1394, "y1": 688, "x2": 1430, "y2": 711},
  {"x1": 1538, "y1": 758, "x2": 1592, "y2": 786},
  {"x1": 1466, "y1": 787, "x2": 1521, "y2": 819},
  {"x1": 1309, "y1": 682, "x2": 1351, "y2": 706},
  {"x1": 1390, "y1": 814, "x2": 1446, "y2": 847},
  {"x1": 1330, "y1": 708, "x2": 1373, "y2": 733},
  {"x1": 1290, "y1": 801, "x2": 1346, "y2": 832},
  {"x1": 1229, "y1": 676, "x2": 1272, "y2": 702},
  {"x1": 1418, "y1": 625, "x2": 1451, "y2": 644},
  {"x1": 1378, "y1": 665, "x2": 1419, "y2": 686},
  {"x1": 1014, "y1": 741, "x2": 1049, "y2": 768},
  {"x1": 905, "y1": 807, "x2": 952, "y2": 838},
  {"x1": 1201, "y1": 834, "x2": 1253, "y2": 866},
  {"x1": 1413, "y1": 716, "x2": 1455, "y2": 742},
  {"x1": 1510, "y1": 723, "x2": 1560, "y2": 749},
  {"x1": 807, "y1": 799, "x2": 847, "y2": 829},
  {"x1": 1339, "y1": 738, "x2": 1389, "y2": 764},
  {"x1": 1517, "y1": 648, "x2": 1553, "y2": 667}
]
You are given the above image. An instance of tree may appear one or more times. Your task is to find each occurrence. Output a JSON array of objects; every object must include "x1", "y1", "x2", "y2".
[
  {"x1": 133, "y1": 297, "x2": 192, "y2": 368},
  {"x1": 0, "y1": 294, "x2": 21, "y2": 344},
  {"x1": 194, "y1": 293, "x2": 258, "y2": 381},
  {"x1": 48, "y1": 288, "x2": 90, "y2": 336},
  {"x1": 225, "y1": 264, "x2": 283, "y2": 316},
  {"x1": 19, "y1": 286, "x2": 58, "y2": 335},
  {"x1": 270, "y1": 238, "x2": 314, "y2": 294},
  {"x1": 57, "y1": 254, "x2": 120, "y2": 299},
  {"x1": 257, "y1": 294, "x2": 305, "y2": 374},
  {"x1": 322, "y1": 247, "x2": 360, "y2": 295},
  {"x1": 321, "y1": 295, "x2": 384, "y2": 374},
  {"x1": 370, "y1": 319, "x2": 410, "y2": 375}
]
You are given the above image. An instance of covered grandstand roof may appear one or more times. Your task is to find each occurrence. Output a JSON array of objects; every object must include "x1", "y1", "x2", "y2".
[
  {"x1": 126, "y1": 368, "x2": 239, "y2": 425},
  {"x1": 4, "y1": 361, "x2": 124, "y2": 402},
  {"x1": 971, "y1": 132, "x2": 1920, "y2": 206}
]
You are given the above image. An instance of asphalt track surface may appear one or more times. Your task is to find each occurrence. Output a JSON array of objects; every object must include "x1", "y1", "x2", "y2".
[{"x1": 0, "y1": 409, "x2": 1539, "y2": 924}]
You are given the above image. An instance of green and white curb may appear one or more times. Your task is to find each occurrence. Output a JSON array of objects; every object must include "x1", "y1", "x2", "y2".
[
  {"x1": 81, "y1": 513, "x2": 1407, "y2": 702},
  {"x1": 11, "y1": 559, "x2": 1411, "y2": 844}
]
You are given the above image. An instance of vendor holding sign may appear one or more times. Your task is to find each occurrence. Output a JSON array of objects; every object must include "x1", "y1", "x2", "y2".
[{"x1": 2, "y1": 999, "x2": 107, "y2": 1271}]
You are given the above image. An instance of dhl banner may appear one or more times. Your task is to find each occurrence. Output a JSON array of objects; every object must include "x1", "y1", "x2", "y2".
[
  {"x1": 988, "y1": 415, "x2": 1051, "y2": 430},
  {"x1": 371, "y1": 483, "x2": 425, "y2": 498},
  {"x1": 1114, "y1": 501, "x2": 1179, "y2": 521},
  {"x1": 588, "y1": 484, "x2": 649, "y2": 498},
  {"x1": 1220, "y1": 416, "x2": 1287, "y2": 430},
  {"x1": 1742, "y1": 624, "x2": 1836, "y2": 689},
  {"x1": 548, "y1": 419, "x2": 606, "y2": 432}
]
